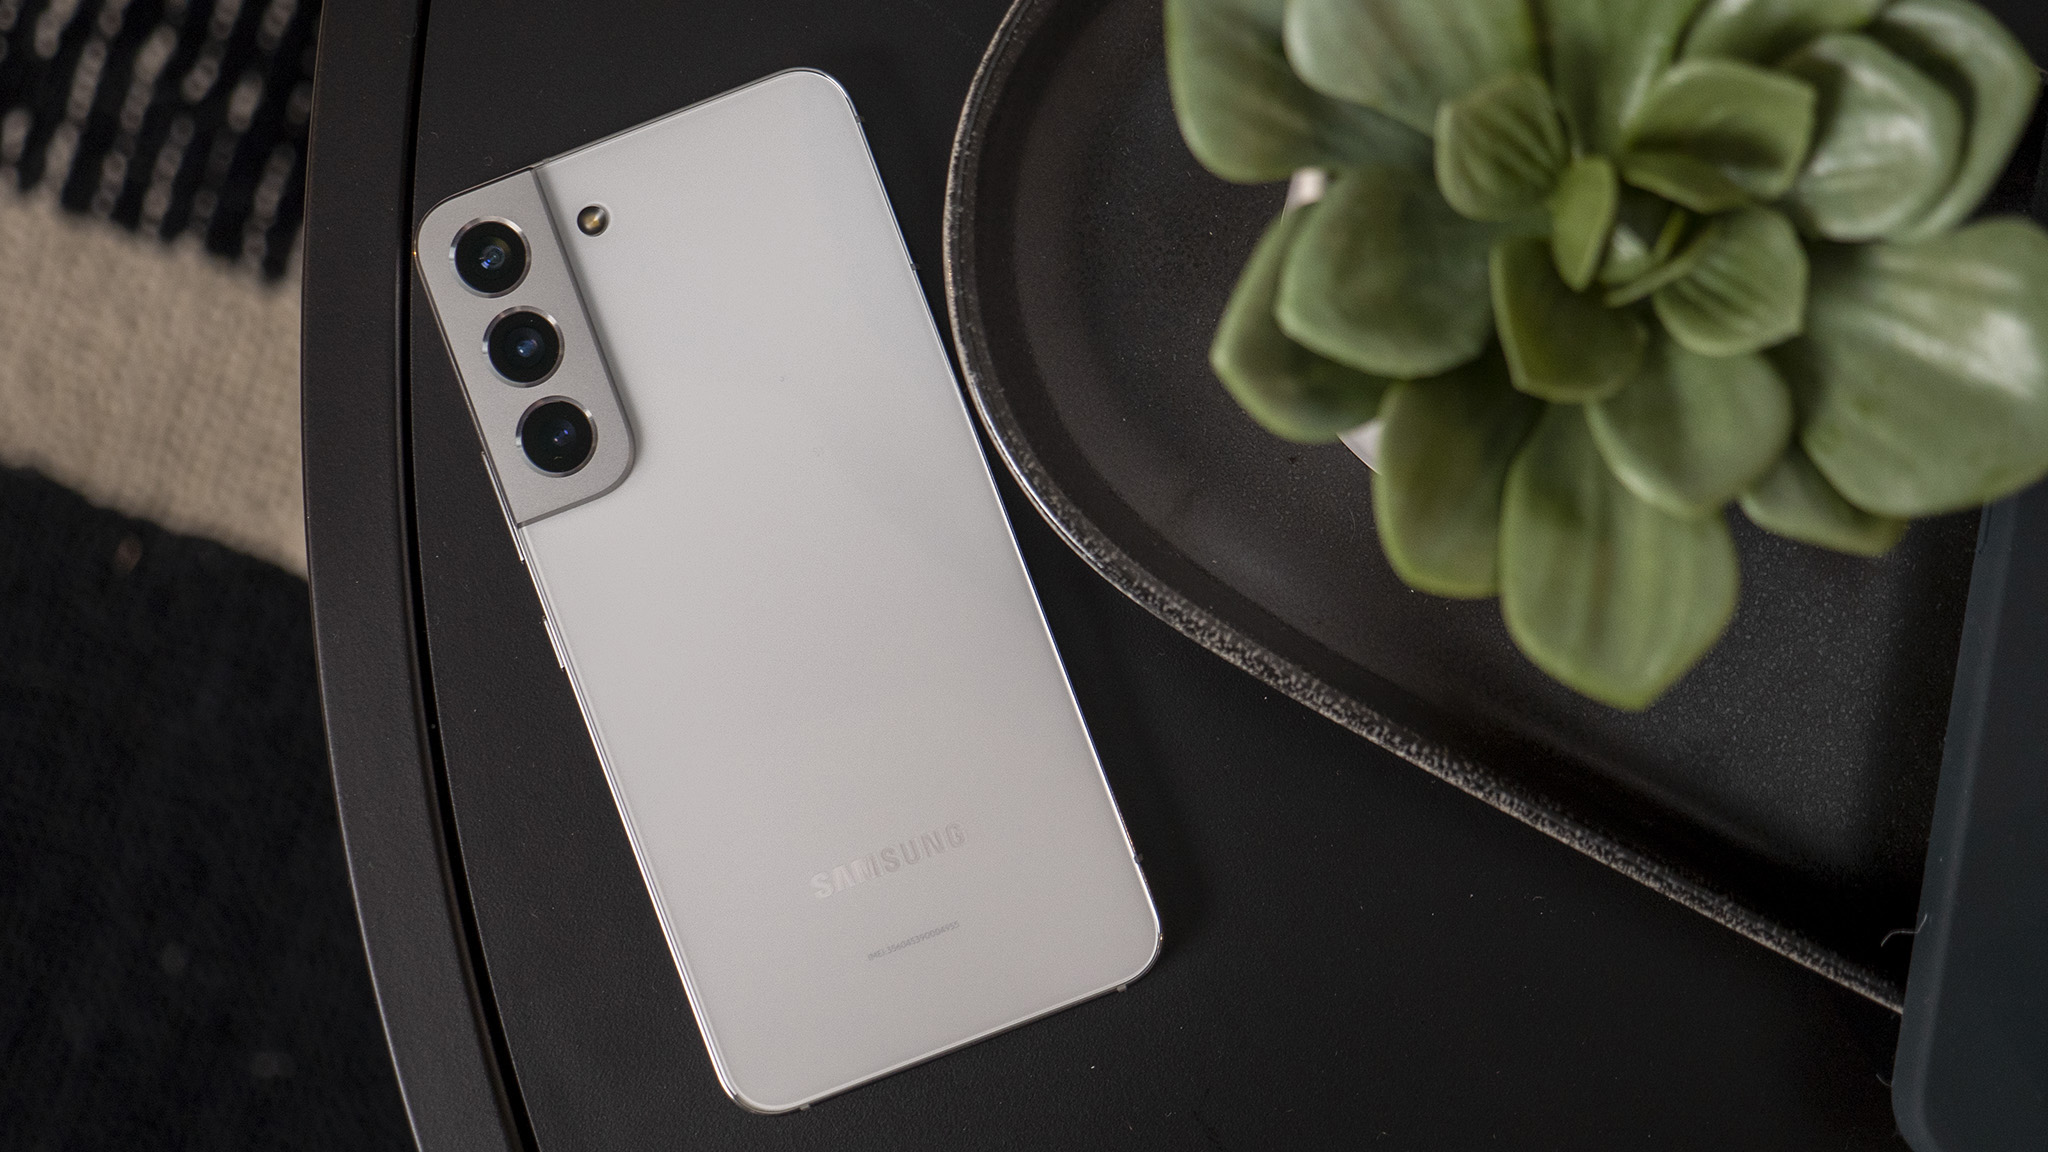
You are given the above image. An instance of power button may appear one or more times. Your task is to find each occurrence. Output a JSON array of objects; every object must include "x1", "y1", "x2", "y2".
[{"x1": 540, "y1": 616, "x2": 566, "y2": 669}]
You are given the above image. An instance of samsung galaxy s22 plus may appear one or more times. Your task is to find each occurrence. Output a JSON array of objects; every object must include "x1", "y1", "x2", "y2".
[{"x1": 412, "y1": 69, "x2": 1159, "y2": 1113}]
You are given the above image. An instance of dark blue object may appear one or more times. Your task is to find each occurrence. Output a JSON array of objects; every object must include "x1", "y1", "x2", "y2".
[{"x1": 1896, "y1": 479, "x2": 2048, "y2": 1149}]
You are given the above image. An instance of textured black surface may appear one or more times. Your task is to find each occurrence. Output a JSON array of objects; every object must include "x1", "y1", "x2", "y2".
[
  {"x1": 947, "y1": 0, "x2": 2048, "y2": 1002},
  {"x1": 1896, "y1": 482, "x2": 2048, "y2": 1151},
  {"x1": 0, "y1": 467, "x2": 409, "y2": 1150},
  {"x1": 300, "y1": 0, "x2": 525, "y2": 1144},
  {"x1": 0, "y1": 0, "x2": 320, "y2": 276},
  {"x1": 389, "y1": 0, "x2": 1912, "y2": 1144}
]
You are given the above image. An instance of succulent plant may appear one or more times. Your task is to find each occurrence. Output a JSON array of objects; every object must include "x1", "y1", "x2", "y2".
[{"x1": 1167, "y1": 0, "x2": 2048, "y2": 709}]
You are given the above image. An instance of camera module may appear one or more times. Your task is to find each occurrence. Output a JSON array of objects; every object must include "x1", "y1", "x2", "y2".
[
  {"x1": 453, "y1": 219, "x2": 528, "y2": 295},
  {"x1": 519, "y1": 399, "x2": 596, "y2": 475},
  {"x1": 486, "y1": 309, "x2": 562, "y2": 384}
]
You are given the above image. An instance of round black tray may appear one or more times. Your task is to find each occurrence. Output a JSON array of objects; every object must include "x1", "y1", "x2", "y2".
[{"x1": 941, "y1": 0, "x2": 2045, "y2": 1008}]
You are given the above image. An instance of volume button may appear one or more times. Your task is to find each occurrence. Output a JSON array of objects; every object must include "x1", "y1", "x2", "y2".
[{"x1": 541, "y1": 616, "x2": 566, "y2": 670}]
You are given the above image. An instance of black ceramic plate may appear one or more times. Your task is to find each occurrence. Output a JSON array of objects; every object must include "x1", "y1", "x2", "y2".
[{"x1": 945, "y1": 0, "x2": 2045, "y2": 1008}]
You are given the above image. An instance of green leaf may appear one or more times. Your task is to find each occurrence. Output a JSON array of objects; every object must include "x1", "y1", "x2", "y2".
[
  {"x1": 1781, "y1": 32, "x2": 1965, "y2": 241},
  {"x1": 1210, "y1": 208, "x2": 1394, "y2": 441},
  {"x1": 1165, "y1": 0, "x2": 1431, "y2": 183},
  {"x1": 1603, "y1": 214, "x2": 1714, "y2": 306},
  {"x1": 1500, "y1": 404, "x2": 1740, "y2": 710},
  {"x1": 1277, "y1": 165, "x2": 1499, "y2": 379},
  {"x1": 1550, "y1": 156, "x2": 1620, "y2": 291},
  {"x1": 1600, "y1": 188, "x2": 1686, "y2": 286},
  {"x1": 1283, "y1": 0, "x2": 1539, "y2": 135},
  {"x1": 1545, "y1": 0, "x2": 1707, "y2": 154},
  {"x1": 1651, "y1": 204, "x2": 1692, "y2": 264},
  {"x1": 1587, "y1": 336, "x2": 1794, "y2": 517},
  {"x1": 1653, "y1": 206, "x2": 1809, "y2": 356},
  {"x1": 1739, "y1": 443, "x2": 1908, "y2": 556},
  {"x1": 1619, "y1": 151, "x2": 1756, "y2": 214},
  {"x1": 1373, "y1": 349, "x2": 1542, "y2": 597},
  {"x1": 1779, "y1": 218, "x2": 2048, "y2": 516},
  {"x1": 1493, "y1": 237, "x2": 1648, "y2": 401},
  {"x1": 1681, "y1": 0, "x2": 1888, "y2": 63},
  {"x1": 1872, "y1": 0, "x2": 2045, "y2": 241},
  {"x1": 1435, "y1": 71, "x2": 1571, "y2": 222},
  {"x1": 1621, "y1": 60, "x2": 1817, "y2": 203}
]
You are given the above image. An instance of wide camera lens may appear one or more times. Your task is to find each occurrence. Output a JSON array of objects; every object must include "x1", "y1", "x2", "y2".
[
  {"x1": 454, "y1": 220, "x2": 527, "y2": 294},
  {"x1": 519, "y1": 400, "x2": 595, "y2": 475},
  {"x1": 486, "y1": 310, "x2": 561, "y2": 384}
]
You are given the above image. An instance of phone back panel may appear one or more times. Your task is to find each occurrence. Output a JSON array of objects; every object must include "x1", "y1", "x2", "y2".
[{"x1": 419, "y1": 71, "x2": 1157, "y2": 1112}]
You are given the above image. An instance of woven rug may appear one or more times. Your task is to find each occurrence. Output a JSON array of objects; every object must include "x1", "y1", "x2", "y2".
[
  {"x1": 0, "y1": 190, "x2": 304, "y2": 573},
  {"x1": 2, "y1": 0, "x2": 316, "y2": 277},
  {"x1": 0, "y1": 467, "x2": 408, "y2": 1150},
  {"x1": 0, "y1": 2, "x2": 408, "y2": 1146}
]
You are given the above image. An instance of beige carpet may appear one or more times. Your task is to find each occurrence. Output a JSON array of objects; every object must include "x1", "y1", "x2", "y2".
[{"x1": 0, "y1": 191, "x2": 304, "y2": 575}]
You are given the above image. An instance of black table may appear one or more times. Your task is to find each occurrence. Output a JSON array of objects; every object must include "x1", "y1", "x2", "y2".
[{"x1": 303, "y1": 1, "x2": 1915, "y2": 1146}]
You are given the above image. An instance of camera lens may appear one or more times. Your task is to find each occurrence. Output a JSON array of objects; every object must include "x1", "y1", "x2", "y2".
[
  {"x1": 486, "y1": 309, "x2": 561, "y2": 384},
  {"x1": 454, "y1": 219, "x2": 527, "y2": 294},
  {"x1": 519, "y1": 400, "x2": 596, "y2": 475}
]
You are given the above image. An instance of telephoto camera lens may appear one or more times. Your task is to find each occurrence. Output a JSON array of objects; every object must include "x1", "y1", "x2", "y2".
[
  {"x1": 520, "y1": 400, "x2": 596, "y2": 475},
  {"x1": 486, "y1": 310, "x2": 562, "y2": 383},
  {"x1": 454, "y1": 219, "x2": 528, "y2": 294}
]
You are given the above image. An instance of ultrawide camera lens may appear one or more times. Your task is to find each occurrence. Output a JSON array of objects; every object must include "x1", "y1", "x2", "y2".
[
  {"x1": 486, "y1": 309, "x2": 562, "y2": 384},
  {"x1": 519, "y1": 400, "x2": 595, "y2": 475},
  {"x1": 454, "y1": 219, "x2": 527, "y2": 294}
]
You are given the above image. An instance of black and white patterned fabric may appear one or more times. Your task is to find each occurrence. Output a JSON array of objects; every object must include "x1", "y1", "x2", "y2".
[{"x1": 0, "y1": 0, "x2": 319, "y2": 277}]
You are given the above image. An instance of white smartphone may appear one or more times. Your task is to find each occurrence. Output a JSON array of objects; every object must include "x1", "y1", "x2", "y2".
[{"x1": 412, "y1": 70, "x2": 1159, "y2": 1113}]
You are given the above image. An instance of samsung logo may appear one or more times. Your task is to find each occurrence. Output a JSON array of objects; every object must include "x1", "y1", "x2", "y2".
[{"x1": 812, "y1": 823, "x2": 966, "y2": 900}]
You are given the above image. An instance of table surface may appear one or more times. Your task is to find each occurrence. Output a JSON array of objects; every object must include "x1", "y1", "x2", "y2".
[{"x1": 305, "y1": 0, "x2": 1931, "y2": 1146}]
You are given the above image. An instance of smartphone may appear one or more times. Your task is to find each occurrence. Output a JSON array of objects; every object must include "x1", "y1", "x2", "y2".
[{"x1": 412, "y1": 70, "x2": 1160, "y2": 1113}]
